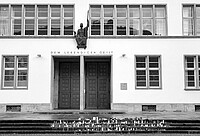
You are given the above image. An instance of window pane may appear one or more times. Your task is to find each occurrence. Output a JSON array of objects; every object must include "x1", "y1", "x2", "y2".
[
  {"x1": 155, "y1": 7, "x2": 165, "y2": 18},
  {"x1": 91, "y1": 5, "x2": 101, "y2": 17},
  {"x1": 18, "y1": 56, "x2": 28, "y2": 68},
  {"x1": 51, "y1": 5, "x2": 61, "y2": 17},
  {"x1": 38, "y1": 19, "x2": 48, "y2": 35},
  {"x1": 197, "y1": 19, "x2": 200, "y2": 36},
  {"x1": 104, "y1": 6, "x2": 113, "y2": 17},
  {"x1": 197, "y1": 6, "x2": 200, "y2": 18},
  {"x1": 0, "y1": 5, "x2": 9, "y2": 35},
  {"x1": 183, "y1": 19, "x2": 194, "y2": 36},
  {"x1": 183, "y1": 6, "x2": 193, "y2": 18},
  {"x1": 64, "y1": 5, "x2": 74, "y2": 17},
  {"x1": 136, "y1": 57, "x2": 146, "y2": 68},
  {"x1": 5, "y1": 56, "x2": 14, "y2": 68},
  {"x1": 51, "y1": 19, "x2": 60, "y2": 35},
  {"x1": 142, "y1": 7, "x2": 152, "y2": 17},
  {"x1": 142, "y1": 19, "x2": 153, "y2": 35},
  {"x1": 117, "y1": 20, "x2": 126, "y2": 35},
  {"x1": 12, "y1": 19, "x2": 22, "y2": 35},
  {"x1": 136, "y1": 70, "x2": 146, "y2": 87},
  {"x1": 129, "y1": 6, "x2": 140, "y2": 18},
  {"x1": 186, "y1": 70, "x2": 195, "y2": 87},
  {"x1": 4, "y1": 81, "x2": 14, "y2": 87},
  {"x1": 12, "y1": 5, "x2": 22, "y2": 17},
  {"x1": 17, "y1": 70, "x2": 28, "y2": 87},
  {"x1": 186, "y1": 56, "x2": 195, "y2": 68},
  {"x1": 198, "y1": 56, "x2": 200, "y2": 68},
  {"x1": 117, "y1": 6, "x2": 126, "y2": 17},
  {"x1": 38, "y1": 5, "x2": 48, "y2": 17},
  {"x1": 91, "y1": 19, "x2": 101, "y2": 35},
  {"x1": 25, "y1": 19, "x2": 34, "y2": 35},
  {"x1": 149, "y1": 56, "x2": 159, "y2": 68},
  {"x1": 104, "y1": 19, "x2": 113, "y2": 35},
  {"x1": 149, "y1": 70, "x2": 159, "y2": 76},
  {"x1": 5, "y1": 70, "x2": 14, "y2": 76},
  {"x1": 64, "y1": 19, "x2": 73, "y2": 35},
  {"x1": 155, "y1": 19, "x2": 166, "y2": 36},
  {"x1": 137, "y1": 70, "x2": 146, "y2": 76},
  {"x1": 129, "y1": 19, "x2": 140, "y2": 35},
  {"x1": 25, "y1": 5, "x2": 35, "y2": 17},
  {"x1": 149, "y1": 70, "x2": 159, "y2": 87}
]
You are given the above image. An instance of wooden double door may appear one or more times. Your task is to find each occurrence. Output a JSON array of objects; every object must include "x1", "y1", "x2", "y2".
[
  {"x1": 58, "y1": 58, "x2": 111, "y2": 110},
  {"x1": 58, "y1": 62, "x2": 80, "y2": 109},
  {"x1": 85, "y1": 62, "x2": 110, "y2": 109}
]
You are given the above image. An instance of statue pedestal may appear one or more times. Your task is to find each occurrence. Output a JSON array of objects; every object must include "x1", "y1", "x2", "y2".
[{"x1": 77, "y1": 44, "x2": 87, "y2": 49}]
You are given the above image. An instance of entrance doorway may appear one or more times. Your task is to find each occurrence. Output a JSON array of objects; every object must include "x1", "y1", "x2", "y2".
[
  {"x1": 58, "y1": 58, "x2": 80, "y2": 109},
  {"x1": 53, "y1": 56, "x2": 111, "y2": 110},
  {"x1": 85, "y1": 57, "x2": 111, "y2": 109}
]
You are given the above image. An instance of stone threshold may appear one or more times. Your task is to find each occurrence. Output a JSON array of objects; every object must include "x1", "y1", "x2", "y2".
[{"x1": 34, "y1": 110, "x2": 125, "y2": 115}]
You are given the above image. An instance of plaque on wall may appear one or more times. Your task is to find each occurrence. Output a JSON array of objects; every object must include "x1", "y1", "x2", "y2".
[{"x1": 120, "y1": 83, "x2": 127, "y2": 90}]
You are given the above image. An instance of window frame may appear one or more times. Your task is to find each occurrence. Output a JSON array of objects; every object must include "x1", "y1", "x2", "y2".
[
  {"x1": 1, "y1": 55, "x2": 29, "y2": 90},
  {"x1": 50, "y1": 5, "x2": 61, "y2": 36},
  {"x1": 0, "y1": 5, "x2": 10, "y2": 36},
  {"x1": 37, "y1": 5, "x2": 49, "y2": 36},
  {"x1": 184, "y1": 55, "x2": 200, "y2": 90},
  {"x1": 11, "y1": 5, "x2": 22, "y2": 36},
  {"x1": 135, "y1": 55, "x2": 162, "y2": 89},
  {"x1": 89, "y1": 4, "x2": 167, "y2": 37},
  {"x1": 0, "y1": 4, "x2": 74, "y2": 36},
  {"x1": 24, "y1": 5, "x2": 36, "y2": 36},
  {"x1": 182, "y1": 4, "x2": 200, "y2": 36}
]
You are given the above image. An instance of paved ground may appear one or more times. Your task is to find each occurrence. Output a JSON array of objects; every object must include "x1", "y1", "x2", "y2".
[
  {"x1": 0, "y1": 134, "x2": 200, "y2": 136},
  {"x1": 0, "y1": 111, "x2": 200, "y2": 120}
]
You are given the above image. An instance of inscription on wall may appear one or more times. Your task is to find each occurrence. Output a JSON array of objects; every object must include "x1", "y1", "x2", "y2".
[{"x1": 51, "y1": 51, "x2": 113, "y2": 55}]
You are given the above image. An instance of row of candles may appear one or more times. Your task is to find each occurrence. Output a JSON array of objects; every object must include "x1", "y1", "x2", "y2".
[{"x1": 51, "y1": 117, "x2": 167, "y2": 132}]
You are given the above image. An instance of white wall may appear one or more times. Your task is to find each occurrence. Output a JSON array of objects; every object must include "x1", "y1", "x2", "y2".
[
  {"x1": 0, "y1": 0, "x2": 200, "y2": 105},
  {"x1": 1, "y1": 38, "x2": 200, "y2": 104}
]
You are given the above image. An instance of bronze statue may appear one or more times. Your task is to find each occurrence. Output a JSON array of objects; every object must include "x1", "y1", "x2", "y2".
[{"x1": 74, "y1": 23, "x2": 88, "y2": 49}]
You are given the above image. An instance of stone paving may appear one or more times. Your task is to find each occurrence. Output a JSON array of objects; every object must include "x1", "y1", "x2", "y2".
[
  {"x1": 0, "y1": 111, "x2": 200, "y2": 120},
  {"x1": 0, "y1": 134, "x2": 200, "y2": 136}
]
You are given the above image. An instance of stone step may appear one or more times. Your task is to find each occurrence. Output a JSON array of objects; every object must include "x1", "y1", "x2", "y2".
[{"x1": 0, "y1": 119, "x2": 200, "y2": 134}]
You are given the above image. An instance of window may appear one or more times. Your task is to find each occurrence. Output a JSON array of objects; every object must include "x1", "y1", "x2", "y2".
[
  {"x1": 135, "y1": 55, "x2": 161, "y2": 89},
  {"x1": 103, "y1": 5, "x2": 114, "y2": 35},
  {"x1": 0, "y1": 5, "x2": 9, "y2": 35},
  {"x1": 117, "y1": 5, "x2": 127, "y2": 35},
  {"x1": 51, "y1": 5, "x2": 61, "y2": 35},
  {"x1": 183, "y1": 5, "x2": 200, "y2": 36},
  {"x1": 11, "y1": 5, "x2": 22, "y2": 35},
  {"x1": 184, "y1": 55, "x2": 200, "y2": 89},
  {"x1": 37, "y1": 5, "x2": 48, "y2": 35},
  {"x1": 129, "y1": 5, "x2": 140, "y2": 35},
  {"x1": 0, "y1": 4, "x2": 74, "y2": 36},
  {"x1": 2, "y1": 56, "x2": 28, "y2": 89},
  {"x1": 90, "y1": 4, "x2": 167, "y2": 36},
  {"x1": 90, "y1": 5, "x2": 101, "y2": 35},
  {"x1": 24, "y1": 5, "x2": 35, "y2": 35},
  {"x1": 63, "y1": 5, "x2": 74, "y2": 35}
]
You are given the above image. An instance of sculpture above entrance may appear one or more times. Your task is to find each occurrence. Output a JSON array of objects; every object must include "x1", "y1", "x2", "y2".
[{"x1": 74, "y1": 23, "x2": 88, "y2": 49}]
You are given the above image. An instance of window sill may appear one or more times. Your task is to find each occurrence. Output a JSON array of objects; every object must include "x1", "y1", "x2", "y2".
[
  {"x1": 184, "y1": 88, "x2": 200, "y2": 91},
  {"x1": 135, "y1": 87, "x2": 162, "y2": 90},
  {"x1": 0, "y1": 36, "x2": 74, "y2": 39},
  {"x1": 89, "y1": 36, "x2": 200, "y2": 39},
  {"x1": 1, "y1": 88, "x2": 28, "y2": 90}
]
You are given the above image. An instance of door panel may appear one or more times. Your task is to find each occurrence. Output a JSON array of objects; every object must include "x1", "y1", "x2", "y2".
[
  {"x1": 85, "y1": 62, "x2": 110, "y2": 109},
  {"x1": 59, "y1": 62, "x2": 80, "y2": 109}
]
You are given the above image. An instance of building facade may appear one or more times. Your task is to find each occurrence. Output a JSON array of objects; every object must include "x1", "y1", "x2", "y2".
[{"x1": 0, "y1": 0, "x2": 200, "y2": 112}]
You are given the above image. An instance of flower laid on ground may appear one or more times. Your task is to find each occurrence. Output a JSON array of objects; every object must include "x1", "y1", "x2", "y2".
[{"x1": 51, "y1": 116, "x2": 167, "y2": 133}]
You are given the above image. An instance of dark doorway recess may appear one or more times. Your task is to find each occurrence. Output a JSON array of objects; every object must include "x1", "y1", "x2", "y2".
[{"x1": 85, "y1": 57, "x2": 111, "y2": 109}]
